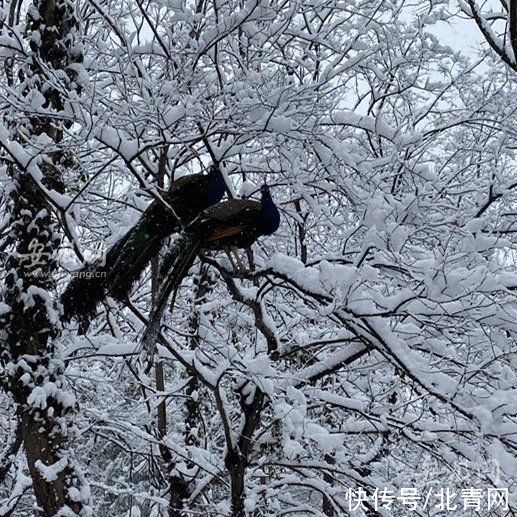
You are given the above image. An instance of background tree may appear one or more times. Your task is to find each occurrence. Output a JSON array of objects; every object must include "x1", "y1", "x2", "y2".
[
  {"x1": 1, "y1": 0, "x2": 516, "y2": 515},
  {"x1": 0, "y1": 0, "x2": 91, "y2": 515}
]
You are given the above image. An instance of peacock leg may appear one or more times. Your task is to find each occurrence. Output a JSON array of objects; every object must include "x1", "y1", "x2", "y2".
[
  {"x1": 230, "y1": 246, "x2": 245, "y2": 272},
  {"x1": 224, "y1": 249, "x2": 238, "y2": 271}
]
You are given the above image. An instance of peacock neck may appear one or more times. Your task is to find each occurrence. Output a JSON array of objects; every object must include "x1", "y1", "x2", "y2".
[
  {"x1": 261, "y1": 193, "x2": 280, "y2": 234},
  {"x1": 206, "y1": 169, "x2": 225, "y2": 204}
]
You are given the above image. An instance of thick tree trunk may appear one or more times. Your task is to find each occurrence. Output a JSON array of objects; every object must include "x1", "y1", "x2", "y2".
[
  {"x1": 230, "y1": 470, "x2": 246, "y2": 517},
  {"x1": 226, "y1": 452, "x2": 246, "y2": 517},
  {"x1": 3, "y1": 173, "x2": 88, "y2": 516},
  {"x1": 0, "y1": 1, "x2": 89, "y2": 514},
  {"x1": 225, "y1": 389, "x2": 264, "y2": 517},
  {"x1": 20, "y1": 407, "x2": 83, "y2": 515}
]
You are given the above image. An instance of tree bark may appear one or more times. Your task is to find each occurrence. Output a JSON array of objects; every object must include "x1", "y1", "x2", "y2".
[
  {"x1": 225, "y1": 388, "x2": 264, "y2": 517},
  {"x1": 225, "y1": 451, "x2": 246, "y2": 517},
  {"x1": 0, "y1": 1, "x2": 89, "y2": 514}
]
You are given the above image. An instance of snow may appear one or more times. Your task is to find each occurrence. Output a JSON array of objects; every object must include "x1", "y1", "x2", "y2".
[
  {"x1": 94, "y1": 125, "x2": 139, "y2": 160},
  {"x1": 240, "y1": 180, "x2": 257, "y2": 198},
  {"x1": 0, "y1": 33, "x2": 24, "y2": 56},
  {"x1": 324, "y1": 110, "x2": 422, "y2": 148},
  {"x1": 162, "y1": 105, "x2": 186, "y2": 127},
  {"x1": 35, "y1": 458, "x2": 68, "y2": 482},
  {"x1": 27, "y1": 386, "x2": 47, "y2": 409},
  {"x1": 64, "y1": 336, "x2": 140, "y2": 358},
  {"x1": 22, "y1": 286, "x2": 59, "y2": 325},
  {"x1": 67, "y1": 63, "x2": 91, "y2": 86},
  {"x1": 29, "y1": 90, "x2": 46, "y2": 110},
  {"x1": 0, "y1": 468, "x2": 32, "y2": 515},
  {"x1": 310, "y1": 389, "x2": 367, "y2": 413},
  {"x1": 27, "y1": 381, "x2": 76, "y2": 411},
  {"x1": 0, "y1": 302, "x2": 10, "y2": 315},
  {"x1": 266, "y1": 116, "x2": 293, "y2": 132},
  {"x1": 1, "y1": 0, "x2": 516, "y2": 513}
]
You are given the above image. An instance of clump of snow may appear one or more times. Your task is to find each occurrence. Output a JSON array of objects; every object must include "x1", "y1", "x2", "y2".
[
  {"x1": 266, "y1": 116, "x2": 293, "y2": 132},
  {"x1": 0, "y1": 302, "x2": 10, "y2": 315},
  {"x1": 27, "y1": 381, "x2": 76, "y2": 410},
  {"x1": 27, "y1": 386, "x2": 47, "y2": 409},
  {"x1": 162, "y1": 105, "x2": 186, "y2": 126},
  {"x1": 35, "y1": 457, "x2": 68, "y2": 482},
  {"x1": 240, "y1": 180, "x2": 257, "y2": 198}
]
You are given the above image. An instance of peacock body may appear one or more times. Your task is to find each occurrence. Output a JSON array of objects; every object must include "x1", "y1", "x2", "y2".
[
  {"x1": 141, "y1": 185, "x2": 280, "y2": 349},
  {"x1": 62, "y1": 166, "x2": 226, "y2": 325}
]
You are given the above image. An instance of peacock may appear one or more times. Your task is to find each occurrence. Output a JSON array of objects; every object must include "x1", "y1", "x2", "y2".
[
  {"x1": 61, "y1": 165, "x2": 226, "y2": 325},
  {"x1": 141, "y1": 184, "x2": 280, "y2": 349}
]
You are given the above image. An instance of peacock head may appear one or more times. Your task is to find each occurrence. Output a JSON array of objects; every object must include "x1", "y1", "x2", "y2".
[{"x1": 260, "y1": 184, "x2": 281, "y2": 234}]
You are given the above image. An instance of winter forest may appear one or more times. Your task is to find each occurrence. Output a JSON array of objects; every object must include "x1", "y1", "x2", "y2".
[{"x1": 0, "y1": 0, "x2": 516, "y2": 515}]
